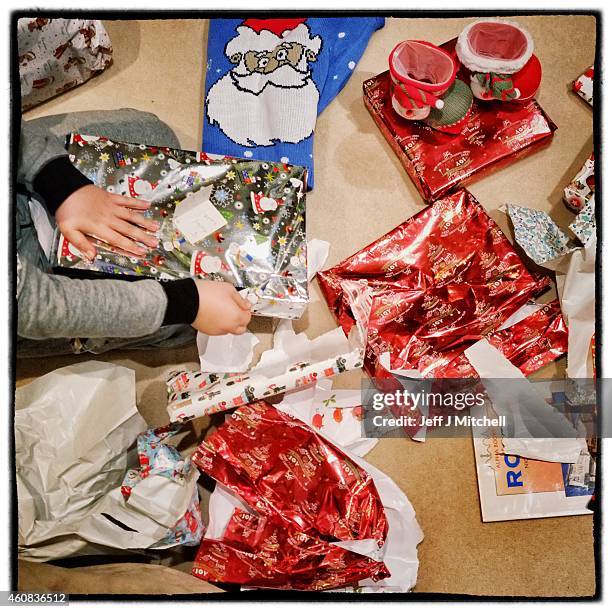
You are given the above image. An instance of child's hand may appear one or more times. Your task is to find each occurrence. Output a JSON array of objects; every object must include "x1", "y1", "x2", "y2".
[
  {"x1": 55, "y1": 185, "x2": 160, "y2": 259},
  {"x1": 192, "y1": 280, "x2": 252, "y2": 335}
]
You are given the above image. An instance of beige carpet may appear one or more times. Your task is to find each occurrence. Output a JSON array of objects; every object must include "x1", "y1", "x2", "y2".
[{"x1": 19, "y1": 15, "x2": 596, "y2": 596}]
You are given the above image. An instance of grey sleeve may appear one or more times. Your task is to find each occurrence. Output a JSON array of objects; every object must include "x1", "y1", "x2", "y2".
[
  {"x1": 18, "y1": 120, "x2": 70, "y2": 190},
  {"x1": 17, "y1": 255, "x2": 169, "y2": 339},
  {"x1": 18, "y1": 109, "x2": 181, "y2": 190}
]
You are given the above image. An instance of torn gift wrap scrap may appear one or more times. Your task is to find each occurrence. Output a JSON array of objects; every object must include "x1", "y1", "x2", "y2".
[
  {"x1": 564, "y1": 153, "x2": 595, "y2": 213},
  {"x1": 572, "y1": 65, "x2": 594, "y2": 107},
  {"x1": 507, "y1": 204, "x2": 574, "y2": 264},
  {"x1": 318, "y1": 189, "x2": 550, "y2": 381},
  {"x1": 166, "y1": 281, "x2": 372, "y2": 422},
  {"x1": 120, "y1": 424, "x2": 204, "y2": 547},
  {"x1": 277, "y1": 380, "x2": 378, "y2": 457},
  {"x1": 464, "y1": 339, "x2": 586, "y2": 464},
  {"x1": 190, "y1": 401, "x2": 422, "y2": 591},
  {"x1": 17, "y1": 362, "x2": 202, "y2": 561},
  {"x1": 437, "y1": 299, "x2": 567, "y2": 379},
  {"x1": 53, "y1": 133, "x2": 309, "y2": 319},
  {"x1": 194, "y1": 237, "x2": 331, "y2": 373}
]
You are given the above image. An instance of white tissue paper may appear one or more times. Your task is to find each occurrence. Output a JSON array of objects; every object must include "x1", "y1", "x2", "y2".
[
  {"x1": 464, "y1": 339, "x2": 586, "y2": 463},
  {"x1": 16, "y1": 362, "x2": 199, "y2": 561}
]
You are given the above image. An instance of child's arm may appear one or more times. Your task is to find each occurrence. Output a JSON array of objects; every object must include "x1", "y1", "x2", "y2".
[
  {"x1": 19, "y1": 121, "x2": 159, "y2": 256},
  {"x1": 17, "y1": 256, "x2": 251, "y2": 340}
]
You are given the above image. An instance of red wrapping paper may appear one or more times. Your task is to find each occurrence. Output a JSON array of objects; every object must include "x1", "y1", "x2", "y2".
[
  {"x1": 433, "y1": 299, "x2": 568, "y2": 378},
  {"x1": 318, "y1": 189, "x2": 550, "y2": 380},
  {"x1": 191, "y1": 401, "x2": 389, "y2": 590},
  {"x1": 364, "y1": 39, "x2": 557, "y2": 202}
]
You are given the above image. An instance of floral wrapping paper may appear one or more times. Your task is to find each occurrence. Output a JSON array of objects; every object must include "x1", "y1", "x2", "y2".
[
  {"x1": 572, "y1": 66, "x2": 594, "y2": 107},
  {"x1": 318, "y1": 189, "x2": 550, "y2": 380},
  {"x1": 121, "y1": 424, "x2": 204, "y2": 547},
  {"x1": 53, "y1": 133, "x2": 309, "y2": 319},
  {"x1": 507, "y1": 204, "x2": 575, "y2": 264},
  {"x1": 363, "y1": 39, "x2": 557, "y2": 202},
  {"x1": 564, "y1": 153, "x2": 595, "y2": 213},
  {"x1": 190, "y1": 401, "x2": 390, "y2": 590},
  {"x1": 18, "y1": 18, "x2": 112, "y2": 110}
]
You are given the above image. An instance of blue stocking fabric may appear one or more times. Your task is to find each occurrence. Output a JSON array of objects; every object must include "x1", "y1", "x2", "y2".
[{"x1": 202, "y1": 17, "x2": 385, "y2": 188}]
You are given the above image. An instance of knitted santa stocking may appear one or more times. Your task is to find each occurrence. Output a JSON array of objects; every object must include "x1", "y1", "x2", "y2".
[{"x1": 203, "y1": 17, "x2": 385, "y2": 188}]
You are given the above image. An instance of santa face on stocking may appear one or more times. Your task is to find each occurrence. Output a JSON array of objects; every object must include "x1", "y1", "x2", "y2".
[{"x1": 206, "y1": 20, "x2": 322, "y2": 147}]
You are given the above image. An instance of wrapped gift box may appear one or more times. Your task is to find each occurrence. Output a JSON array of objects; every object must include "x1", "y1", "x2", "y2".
[
  {"x1": 318, "y1": 189, "x2": 550, "y2": 379},
  {"x1": 363, "y1": 39, "x2": 557, "y2": 202},
  {"x1": 53, "y1": 133, "x2": 309, "y2": 319}
]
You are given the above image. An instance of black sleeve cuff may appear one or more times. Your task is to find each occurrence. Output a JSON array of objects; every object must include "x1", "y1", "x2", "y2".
[
  {"x1": 161, "y1": 278, "x2": 199, "y2": 326},
  {"x1": 32, "y1": 156, "x2": 93, "y2": 215}
]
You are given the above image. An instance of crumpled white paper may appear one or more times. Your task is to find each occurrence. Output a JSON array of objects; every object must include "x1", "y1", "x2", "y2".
[
  {"x1": 16, "y1": 362, "x2": 199, "y2": 561},
  {"x1": 556, "y1": 232, "x2": 596, "y2": 379},
  {"x1": 331, "y1": 449, "x2": 423, "y2": 593},
  {"x1": 464, "y1": 339, "x2": 586, "y2": 463},
  {"x1": 196, "y1": 331, "x2": 260, "y2": 373},
  {"x1": 204, "y1": 411, "x2": 423, "y2": 593},
  {"x1": 378, "y1": 351, "x2": 428, "y2": 442},
  {"x1": 307, "y1": 238, "x2": 331, "y2": 282}
]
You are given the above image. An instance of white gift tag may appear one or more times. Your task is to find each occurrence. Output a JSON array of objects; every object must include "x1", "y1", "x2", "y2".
[{"x1": 173, "y1": 185, "x2": 227, "y2": 244}]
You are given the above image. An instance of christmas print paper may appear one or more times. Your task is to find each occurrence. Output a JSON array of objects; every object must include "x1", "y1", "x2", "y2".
[
  {"x1": 318, "y1": 190, "x2": 550, "y2": 380},
  {"x1": 53, "y1": 133, "x2": 309, "y2": 319},
  {"x1": 166, "y1": 295, "x2": 371, "y2": 423},
  {"x1": 569, "y1": 196, "x2": 596, "y2": 247},
  {"x1": 190, "y1": 401, "x2": 390, "y2": 590},
  {"x1": 120, "y1": 424, "x2": 204, "y2": 547}
]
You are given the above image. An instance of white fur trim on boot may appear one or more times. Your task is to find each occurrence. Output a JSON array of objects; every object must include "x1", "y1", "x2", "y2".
[{"x1": 456, "y1": 18, "x2": 534, "y2": 74}]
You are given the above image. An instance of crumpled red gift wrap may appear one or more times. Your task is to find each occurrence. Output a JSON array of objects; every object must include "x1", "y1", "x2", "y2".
[
  {"x1": 364, "y1": 39, "x2": 557, "y2": 202},
  {"x1": 433, "y1": 299, "x2": 568, "y2": 378},
  {"x1": 317, "y1": 189, "x2": 551, "y2": 380},
  {"x1": 191, "y1": 401, "x2": 389, "y2": 590}
]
